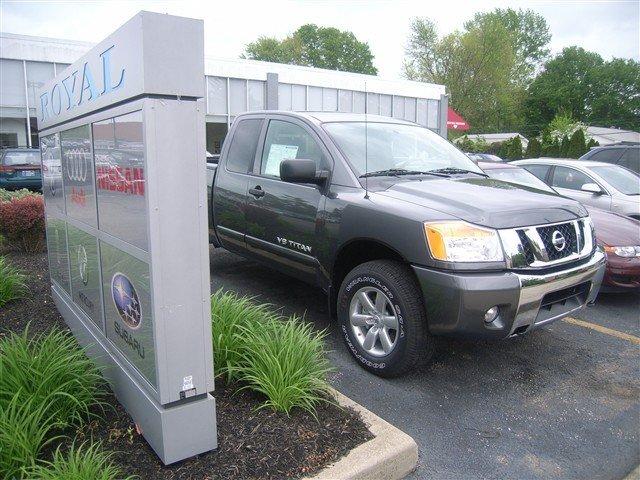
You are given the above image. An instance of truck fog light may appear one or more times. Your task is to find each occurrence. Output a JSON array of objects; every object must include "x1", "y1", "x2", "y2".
[{"x1": 484, "y1": 306, "x2": 500, "y2": 323}]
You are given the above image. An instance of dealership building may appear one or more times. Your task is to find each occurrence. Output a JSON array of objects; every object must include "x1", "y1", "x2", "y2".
[{"x1": 0, "y1": 31, "x2": 448, "y2": 152}]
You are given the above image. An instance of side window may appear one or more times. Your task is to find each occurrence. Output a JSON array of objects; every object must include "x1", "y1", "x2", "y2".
[
  {"x1": 619, "y1": 148, "x2": 640, "y2": 173},
  {"x1": 551, "y1": 166, "x2": 594, "y2": 191},
  {"x1": 225, "y1": 119, "x2": 263, "y2": 174},
  {"x1": 260, "y1": 120, "x2": 326, "y2": 178},
  {"x1": 590, "y1": 148, "x2": 623, "y2": 164},
  {"x1": 523, "y1": 164, "x2": 551, "y2": 182}
]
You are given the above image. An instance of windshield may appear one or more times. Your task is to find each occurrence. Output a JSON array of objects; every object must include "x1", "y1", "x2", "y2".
[
  {"x1": 3, "y1": 151, "x2": 41, "y2": 166},
  {"x1": 323, "y1": 122, "x2": 483, "y2": 177},
  {"x1": 589, "y1": 165, "x2": 640, "y2": 195},
  {"x1": 485, "y1": 167, "x2": 556, "y2": 193}
]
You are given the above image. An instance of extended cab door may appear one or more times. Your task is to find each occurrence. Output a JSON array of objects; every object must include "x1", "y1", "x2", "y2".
[
  {"x1": 244, "y1": 117, "x2": 330, "y2": 284},
  {"x1": 212, "y1": 117, "x2": 264, "y2": 254}
]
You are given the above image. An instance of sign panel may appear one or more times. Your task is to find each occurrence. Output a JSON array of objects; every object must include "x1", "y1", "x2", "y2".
[{"x1": 38, "y1": 11, "x2": 215, "y2": 465}]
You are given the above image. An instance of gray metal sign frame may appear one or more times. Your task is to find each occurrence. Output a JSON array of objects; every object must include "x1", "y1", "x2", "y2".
[{"x1": 37, "y1": 12, "x2": 216, "y2": 464}]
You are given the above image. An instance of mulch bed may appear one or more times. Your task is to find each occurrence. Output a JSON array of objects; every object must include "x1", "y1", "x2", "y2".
[{"x1": 0, "y1": 251, "x2": 373, "y2": 480}]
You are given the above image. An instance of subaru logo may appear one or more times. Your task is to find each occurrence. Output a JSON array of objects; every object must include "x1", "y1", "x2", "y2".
[
  {"x1": 111, "y1": 272, "x2": 142, "y2": 329},
  {"x1": 551, "y1": 230, "x2": 566, "y2": 252}
]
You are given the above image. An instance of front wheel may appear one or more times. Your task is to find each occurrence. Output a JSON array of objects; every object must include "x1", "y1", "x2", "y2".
[{"x1": 337, "y1": 260, "x2": 434, "y2": 377}]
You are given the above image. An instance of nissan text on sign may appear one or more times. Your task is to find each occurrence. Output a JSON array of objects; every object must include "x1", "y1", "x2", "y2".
[{"x1": 37, "y1": 11, "x2": 217, "y2": 464}]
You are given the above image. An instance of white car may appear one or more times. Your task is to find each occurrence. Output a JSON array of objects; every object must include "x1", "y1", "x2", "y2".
[{"x1": 513, "y1": 158, "x2": 640, "y2": 220}]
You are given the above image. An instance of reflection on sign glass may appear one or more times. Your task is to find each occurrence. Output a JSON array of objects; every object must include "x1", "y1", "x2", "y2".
[
  {"x1": 67, "y1": 224, "x2": 103, "y2": 329},
  {"x1": 93, "y1": 110, "x2": 148, "y2": 251},
  {"x1": 45, "y1": 214, "x2": 71, "y2": 294},
  {"x1": 41, "y1": 133, "x2": 65, "y2": 215},
  {"x1": 101, "y1": 241, "x2": 156, "y2": 387},
  {"x1": 61, "y1": 125, "x2": 97, "y2": 227}
]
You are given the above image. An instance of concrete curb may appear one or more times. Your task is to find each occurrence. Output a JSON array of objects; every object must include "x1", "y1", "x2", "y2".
[{"x1": 307, "y1": 388, "x2": 418, "y2": 480}]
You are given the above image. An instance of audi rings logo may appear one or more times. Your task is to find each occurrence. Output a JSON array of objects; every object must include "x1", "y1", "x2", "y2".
[{"x1": 65, "y1": 149, "x2": 89, "y2": 182}]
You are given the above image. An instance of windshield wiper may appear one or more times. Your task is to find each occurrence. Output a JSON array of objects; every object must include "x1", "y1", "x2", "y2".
[
  {"x1": 427, "y1": 167, "x2": 488, "y2": 178},
  {"x1": 360, "y1": 169, "x2": 448, "y2": 178}
]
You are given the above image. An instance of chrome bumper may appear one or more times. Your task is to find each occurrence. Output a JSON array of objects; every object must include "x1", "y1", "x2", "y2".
[{"x1": 509, "y1": 249, "x2": 606, "y2": 335}]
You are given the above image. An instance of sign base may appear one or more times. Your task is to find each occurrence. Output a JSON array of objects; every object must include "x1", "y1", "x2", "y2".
[{"x1": 52, "y1": 284, "x2": 217, "y2": 465}]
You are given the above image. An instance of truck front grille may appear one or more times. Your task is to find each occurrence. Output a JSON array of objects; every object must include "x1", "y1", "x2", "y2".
[
  {"x1": 499, "y1": 218, "x2": 594, "y2": 270},
  {"x1": 535, "y1": 222, "x2": 578, "y2": 261}
]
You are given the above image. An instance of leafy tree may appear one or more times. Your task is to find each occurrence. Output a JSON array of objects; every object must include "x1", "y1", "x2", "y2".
[
  {"x1": 524, "y1": 137, "x2": 542, "y2": 158},
  {"x1": 525, "y1": 47, "x2": 640, "y2": 135},
  {"x1": 404, "y1": 17, "x2": 522, "y2": 132},
  {"x1": 455, "y1": 135, "x2": 490, "y2": 153},
  {"x1": 464, "y1": 8, "x2": 551, "y2": 85},
  {"x1": 243, "y1": 24, "x2": 377, "y2": 75},
  {"x1": 567, "y1": 129, "x2": 588, "y2": 158},
  {"x1": 509, "y1": 136, "x2": 523, "y2": 160}
]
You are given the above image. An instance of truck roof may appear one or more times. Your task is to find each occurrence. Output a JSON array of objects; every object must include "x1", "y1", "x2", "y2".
[{"x1": 236, "y1": 110, "x2": 417, "y2": 126}]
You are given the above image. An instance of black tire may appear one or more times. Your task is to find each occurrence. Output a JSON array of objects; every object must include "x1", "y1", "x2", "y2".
[{"x1": 337, "y1": 260, "x2": 433, "y2": 377}]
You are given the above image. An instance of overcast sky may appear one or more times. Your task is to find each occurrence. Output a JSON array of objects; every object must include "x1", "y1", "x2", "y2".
[{"x1": 1, "y1": 0, "x2": 638, "y2": 79}]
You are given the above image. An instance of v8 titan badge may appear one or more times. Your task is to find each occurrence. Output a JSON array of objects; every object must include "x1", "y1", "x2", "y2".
[{"x1": 111, "y1": 272, "x2": 142, "y2": 329}]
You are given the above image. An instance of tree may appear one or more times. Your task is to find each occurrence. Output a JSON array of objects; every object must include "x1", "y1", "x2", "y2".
[
  {"x1": 525, "y1": 47, "x2": 640, "y2": 135},
  {"x1": 524, "y1": 137, "x2": 541, "y2": 158},
  {"x1": 243, "y1": 24, "x2": 377, "y2": 75},
  {"x1": 567, "y1": 129, "x2": 588, "y2": 158},
  {"x1": 509, "y1": 136, "x2": 523, "y2": 160},
  {"x1": 404, "y1": 17, "x2": 521, "y2": 132},
  {"x1": 464, "y1": 8, "x2": 551, "y2": 85}
]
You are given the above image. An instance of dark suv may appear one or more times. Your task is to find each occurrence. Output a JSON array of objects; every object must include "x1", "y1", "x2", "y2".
[
  {"x1": 579, "y1": 144, "x2": 639, "y2": 174},
  {"x1": 0, "y1": 147, "x2": 42, "y2": 191}
]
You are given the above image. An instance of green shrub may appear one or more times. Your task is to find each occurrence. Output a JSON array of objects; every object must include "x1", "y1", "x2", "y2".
[
  {"x1": 0, "y1": 256, "x2": 28, "y2": 307},
  {"x1": 237, "y1": 315, "x2": 332, "y2": 415},
  {"x1": 0, "y1": 392, "x2": 63, "y2": 479},
  {"x1": 0, "y1": 195, "x2": 45, "y2": 253},
  {"x1": 211, "y1": 289, "x2": 276, "y2": 382},
  {"x1": 210, "y1": 291, "x2": 332, "y2": 414},
  {"x1": 0, "y1": 328, "x2": 104, "y2": 427},
  {"x1": 0, "y1": 188, "x2": 36, "y2": 203},
  {"x1": 23, "y1": 442, "x2": 134, "y2": 480}
]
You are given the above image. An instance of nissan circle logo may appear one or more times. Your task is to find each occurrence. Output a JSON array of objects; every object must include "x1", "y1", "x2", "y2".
[
  {"x1": 551, "y1": 230, "x2": 566, "y2": 252},
  {"x1": 65, "y1": 148, "x2": 88, "y2": 182}
]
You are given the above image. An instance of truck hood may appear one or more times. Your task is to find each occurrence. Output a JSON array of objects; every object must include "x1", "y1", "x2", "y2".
[{"x1": 376, "y1": 177, "x2": 587, "y2": 229}]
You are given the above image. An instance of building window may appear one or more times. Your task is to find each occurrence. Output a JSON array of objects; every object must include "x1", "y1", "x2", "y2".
[{"x1": 206, "y1": 76, "x2": 227, "y2": 115}]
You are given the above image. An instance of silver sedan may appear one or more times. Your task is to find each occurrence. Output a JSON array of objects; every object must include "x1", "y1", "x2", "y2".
[{"x1": 513, "y1": 158, "x2": 640, "y2": 220}]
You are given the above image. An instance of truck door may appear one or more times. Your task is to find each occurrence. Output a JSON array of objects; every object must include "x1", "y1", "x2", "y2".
[
  {"x1": 244, "y1": 117, "x2": 330, "y2": 284},
  {"x1": 212, "y1": 117, "x2": 264, "y2": 254}
]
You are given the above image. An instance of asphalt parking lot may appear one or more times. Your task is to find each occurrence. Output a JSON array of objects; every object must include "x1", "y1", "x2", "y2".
[{"x1": 209, "y1": 247, "x2": 639, "y2": 480}]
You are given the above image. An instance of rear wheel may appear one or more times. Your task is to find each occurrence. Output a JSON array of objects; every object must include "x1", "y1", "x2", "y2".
[{"x1": 337, "y1": 260, "x2": 433, "y2": 377}]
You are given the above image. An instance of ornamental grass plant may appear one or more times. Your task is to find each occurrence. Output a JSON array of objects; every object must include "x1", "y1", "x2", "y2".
[
  {"x1": 23, "y1": 442, "x2": 135, "y2": 480},
  {"x1": 210, "y1": 289, "x2": 332, "y2": 415},
  {"x1": 0, "y1": 328, "x2": 105, "y2": 427},
  {"x1": 0, "y1": 255, "x2": 28, "y2": 307}
]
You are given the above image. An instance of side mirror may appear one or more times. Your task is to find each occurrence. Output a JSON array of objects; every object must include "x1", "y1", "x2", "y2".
[
  {"x1": 581, "y1": 183, "x2": 603, "y2": 195},
  {"x1": 280, "y1": 159, "x2": 327, "y2": 185}
]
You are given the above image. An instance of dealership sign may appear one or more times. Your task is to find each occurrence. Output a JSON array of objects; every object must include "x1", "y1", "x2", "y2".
[{"x1": 37, "y1": 11, "x2": 216, "y2": 464}]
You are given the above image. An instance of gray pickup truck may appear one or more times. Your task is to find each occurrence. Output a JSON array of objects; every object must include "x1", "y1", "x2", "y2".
[{"x1": 207, "y1": 111, "x2": 605, "y2": 377}]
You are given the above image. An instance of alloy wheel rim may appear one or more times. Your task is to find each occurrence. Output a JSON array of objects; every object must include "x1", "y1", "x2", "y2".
[{"x1": 349, "y1": 287, "x2": 399, "y2": 357}]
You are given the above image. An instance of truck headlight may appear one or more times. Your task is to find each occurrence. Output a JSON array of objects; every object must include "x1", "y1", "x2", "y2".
[
  {"x1": 424, "y1": 221, "x2": 504, "y2": 262},
  {"x1": 605, "y1": 246, "x2": 640, "y2": 257}
]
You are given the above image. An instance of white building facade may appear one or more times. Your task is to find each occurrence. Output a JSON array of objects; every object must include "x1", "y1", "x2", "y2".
[{"x1": 1, "y1": 32, "x2": 448, "y2": 151}]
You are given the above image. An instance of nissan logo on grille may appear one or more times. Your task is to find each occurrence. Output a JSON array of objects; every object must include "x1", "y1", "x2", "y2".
[{"x1": 551, "y1": 230, "x2": 566, "y2": 252}]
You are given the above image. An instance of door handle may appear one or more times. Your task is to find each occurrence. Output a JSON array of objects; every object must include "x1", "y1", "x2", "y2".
[{"x1": 249, "y1": 186, "x2": 265, "y2": 198}]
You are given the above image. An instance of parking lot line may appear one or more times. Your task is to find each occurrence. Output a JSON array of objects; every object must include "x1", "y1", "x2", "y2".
[{"x1": 563, "y1": 317, "x2": 640, "y2": 345}]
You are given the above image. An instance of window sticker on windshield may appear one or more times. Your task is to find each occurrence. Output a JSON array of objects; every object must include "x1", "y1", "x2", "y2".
[{"x1": 264, "y1": 144, "x2": 298, "y2": 176}]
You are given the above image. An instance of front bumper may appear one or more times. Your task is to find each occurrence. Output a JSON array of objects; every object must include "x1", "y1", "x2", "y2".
[
  {"x1": 413, "y1": 250, "x2": 606, "y2": 339},
  {"x1": 602, "y1": 254, "x2": 640, "y2": 291}
]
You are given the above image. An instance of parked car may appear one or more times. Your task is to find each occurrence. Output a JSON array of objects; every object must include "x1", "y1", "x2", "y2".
[
  {"x1": 466, "y1": 153, "x2": 503, "y2": 163},
  {"x1": 206, "y1": 111, "x2": 605, "y2": 377},
  {"x1": 587, "y1": 207, "x2": 640, "y2": 292},
  {"x1": 513, "y1": 158, "x2": 640, "y2": 219},
  {"x1": 0, "y1": 147, "x2": 42, "y2": 191},
  {"x1": 579, "y1": 144, "x2": 639, "y2": 174},
  {"x1": 479, "y1": 162, "x2": 639, "y2": 293}
]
